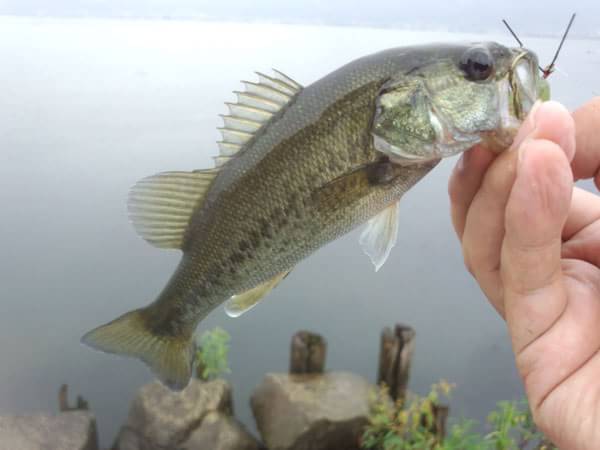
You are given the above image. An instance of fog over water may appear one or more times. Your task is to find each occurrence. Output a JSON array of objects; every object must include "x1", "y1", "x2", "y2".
[
  {"x1": 1, "y1": 16, "x2": 598, "y2": 447},
  {"x1": 2, "y1": 0, "x2": 600, "y2": 38}
]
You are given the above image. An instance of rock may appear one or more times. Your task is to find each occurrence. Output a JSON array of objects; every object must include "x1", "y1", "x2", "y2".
[
  {"x1": 114, "y1": 379, "x2": 260, "y2": 450},
  {"x1": 181, "y1": 411, "x2": 260, "y2": 450},
  {"x1": 251, "y1": 371, "x2": 373, "y2": 450},
  {"x1": 0, "y1": 411, "x2": 98, "y2": 450}
]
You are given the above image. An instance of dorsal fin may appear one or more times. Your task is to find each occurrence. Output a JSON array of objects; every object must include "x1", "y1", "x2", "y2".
[
  {"x1": 216, "y1": 69, "x2": 302, "y2": 168},
  {"x1": 128, "y1": 170, "x2": 217, "y2": 249}
]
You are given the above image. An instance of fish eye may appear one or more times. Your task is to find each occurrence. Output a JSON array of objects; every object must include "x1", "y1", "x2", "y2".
[{"x1": 459, "y1": 47, "x2": 494, "y2": 81}]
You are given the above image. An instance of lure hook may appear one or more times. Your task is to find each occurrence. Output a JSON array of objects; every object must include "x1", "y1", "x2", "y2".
[
  {"x1": 542, "y1": 13, "x2": 576, "y2": 79},
  {"x1": 502, "y1": 13, "x2": 576, "y2": 79}
]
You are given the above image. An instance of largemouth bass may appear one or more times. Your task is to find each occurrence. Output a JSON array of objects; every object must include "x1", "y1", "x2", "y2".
[{"x1": 83, "y1": 42, "x2": 548, "y2": 390}]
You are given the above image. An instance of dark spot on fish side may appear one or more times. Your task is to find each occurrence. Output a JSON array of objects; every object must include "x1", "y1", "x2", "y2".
[
  {"x1": 328, "y1": 159, "x2": 338, "y2": 172},
  {"x1": 195, "y1": 285, "x2": 209, "y2": 297},
  {"x1": 238, "y1": 239, "x2": 251, "y2": 252},
  {"x1": 277, "y1": 214, "x2": 289, "y2": 228},
  {"x1": 367, "y1": 158, "x2": 395, "y2": 185},
  {"x1": 230, "y1": 251, "x2": 246, "y2": 265},
  {"x1": 260, "y1": 219, "x2": 274, "y2": 239},
  {"x1": 249, "y1": 230, "x2": 261, "y2": 249}
]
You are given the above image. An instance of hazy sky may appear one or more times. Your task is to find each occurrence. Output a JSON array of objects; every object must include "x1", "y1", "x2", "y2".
[{"x1": 1, "y1": 0, "x2": 599, "y2": 38}]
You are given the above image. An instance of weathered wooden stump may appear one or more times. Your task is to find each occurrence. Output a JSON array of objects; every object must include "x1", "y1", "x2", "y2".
[
  {"x1": 430, "y1": 404, "x2": 449, "y2": 443},
  {"x1": 377, "y1": 325, "x2": 450, "y2": 443},
  {"x1": 58, "y1": 384, "x2": 89, "y2": 412},
  {"x1": 289, "y1": 331, "x2": 327, "y2": 374},
  {"x1": 377, "y1": 324, "x2": 415, "y2": 402}
]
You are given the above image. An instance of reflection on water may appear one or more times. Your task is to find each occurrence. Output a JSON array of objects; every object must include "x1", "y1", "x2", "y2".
[{"x1": 0, "y1": 16, "x2": 597, "y2": 447}]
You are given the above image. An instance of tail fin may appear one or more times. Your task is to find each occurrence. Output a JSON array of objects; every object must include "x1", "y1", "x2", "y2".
[{"x1": 81, "y1": 308, "x2": 194, "y2": 391}]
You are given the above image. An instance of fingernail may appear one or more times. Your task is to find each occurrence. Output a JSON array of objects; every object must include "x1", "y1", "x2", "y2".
[
  {"x1": 540, "y1": 101, "x2": 576, "y2": 162},
  {"x1": 511, "y1": 100, "x2": 542, "y2": 151}
]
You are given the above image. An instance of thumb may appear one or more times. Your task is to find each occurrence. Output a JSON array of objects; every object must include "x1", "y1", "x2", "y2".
[{"x1": 501, "y1": 101, "x2": 575, "y2": 355}]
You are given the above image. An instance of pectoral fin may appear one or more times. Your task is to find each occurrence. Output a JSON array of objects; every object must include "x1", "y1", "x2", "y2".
[
  {"x1": 224, "y1": 271, "x2": 290, "y2": 318},
  {"x1": 359, "y1": 202, "x2": 399, "y2": 272}
]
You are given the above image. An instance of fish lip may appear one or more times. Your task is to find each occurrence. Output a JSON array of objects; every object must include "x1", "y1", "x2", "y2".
[
  {"x1": 509, "y1": 50, "x2": 539, "y2": 119},
  {"x1": 491, "y1": 78, "x2": 521, "y2": 149},
  {"x1": 482, "y1": 51, "x2": 539, "y2": 152}
]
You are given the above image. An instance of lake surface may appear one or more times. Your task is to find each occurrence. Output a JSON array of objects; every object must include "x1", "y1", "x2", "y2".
[{"x1": 1, "y1": 16, "x2": 598, "y2": 447}]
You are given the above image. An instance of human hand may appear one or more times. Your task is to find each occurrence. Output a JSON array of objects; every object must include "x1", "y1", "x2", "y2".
[{"x1": 449, "y1": 98, "x2": 600, "y2": 450}]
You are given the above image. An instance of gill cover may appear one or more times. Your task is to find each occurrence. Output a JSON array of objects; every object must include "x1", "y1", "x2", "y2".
[{"x1": 371, "y1": 77, "x2": 441, "y2": 163}]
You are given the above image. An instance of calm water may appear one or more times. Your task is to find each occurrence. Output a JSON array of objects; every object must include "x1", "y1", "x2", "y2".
[{"x1": 1, "y1": 17, "x2": 598, "y2": 447}]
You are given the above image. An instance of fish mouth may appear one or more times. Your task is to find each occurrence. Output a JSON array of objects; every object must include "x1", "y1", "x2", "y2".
[
  {"x1": 481, "y1": 51, "x2": 539, "y2": 151},
  {"x1": 509, "y1": 51, "x2": 539, "y2": 119}
]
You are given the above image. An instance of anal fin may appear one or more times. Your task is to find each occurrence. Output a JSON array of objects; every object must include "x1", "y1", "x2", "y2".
[{"x1": 224, "y1": 271, "x2": 290, "y2": 318}]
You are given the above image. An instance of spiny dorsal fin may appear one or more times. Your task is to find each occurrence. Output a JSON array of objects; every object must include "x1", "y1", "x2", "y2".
[
  {"x1": 224, "y1": 270, "x2": 291, "y2": 318},
  {"x1": 271, "y1": 69, "x2": 302, "y2": 90},
  {"x1": 128, "y1": 170, "x2": 217, "y2": 249},
  {"x1": 216, "y1": 69, "x2": 303, "y2": 168},
  {"x1": 359, "y1": 202, "x2": 400, "y2": 272}
]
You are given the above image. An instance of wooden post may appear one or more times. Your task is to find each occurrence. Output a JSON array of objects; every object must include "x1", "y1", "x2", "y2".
[
  {"x1": 418, "y1": 403, "x2": 449, "y2": 445},
  {"x1": 377, "y1": 324, "x2": 415, "y2": 402},
  {"x1": 58, "y1": 384, "x2": 89, "y2": 412},
  {"x1": 432, "y1": 404, "x2": 449, "y2": 443},
  {"x1": 289, "y1": 331, "x2": 327, "y2": 374},
  {"x1": 58, "y1": 384, "x2": 69, "y2": 412}
]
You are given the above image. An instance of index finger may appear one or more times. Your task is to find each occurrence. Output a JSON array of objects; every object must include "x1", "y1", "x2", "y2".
[{"x1": 571, "y1": 97, "x2": 600, "y2": 186}]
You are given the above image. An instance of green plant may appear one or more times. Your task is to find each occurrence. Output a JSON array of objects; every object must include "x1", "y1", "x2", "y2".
[
  {"x1": 442, "y1": 419, "x2": 484, "y2": 450},
  {"x1": 194, "y1": 327, "x2": 231, "y2": 381},
  {"x1": 484, "y1": 400, "x2": 556, "y2": 450},
  {"x1": 361, "y1": 380, "x2": 457, "y2": 450},
  {"x1": 361, "y1": 382, "x2": 558, "y2": 450}
]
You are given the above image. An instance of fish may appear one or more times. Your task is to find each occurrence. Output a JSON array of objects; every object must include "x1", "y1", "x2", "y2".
[{"x1": 82, "y1": 42, "x2": 549, "y2": 390}]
